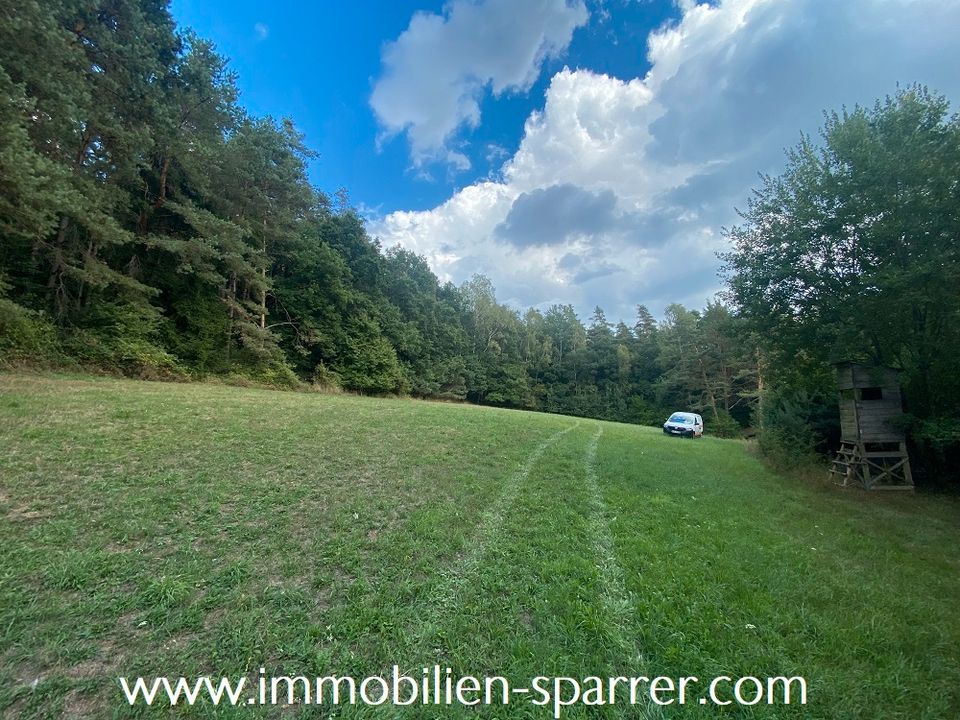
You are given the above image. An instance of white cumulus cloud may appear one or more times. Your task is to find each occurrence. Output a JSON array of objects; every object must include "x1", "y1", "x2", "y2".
[
  {"x1": 370, "y1": 0, "x2": 588, "y2": 168},
  {"x1": 372, "y1": 0, "x2": 960, "y2": 321}
]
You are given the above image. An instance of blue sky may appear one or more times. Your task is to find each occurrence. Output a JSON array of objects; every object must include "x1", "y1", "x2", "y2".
[
  {"x1": 169, "y1": 0, "x2": 678, "y2": 214},
  {"x1": 170, "y1": 1, "x2": 442, "y2": 210},
  {"x1": 170, "y1": 0, "x2": 960, "y2": 322}
]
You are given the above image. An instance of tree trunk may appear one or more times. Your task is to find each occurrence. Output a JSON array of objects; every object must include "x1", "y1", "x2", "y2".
[
  {"x1": 755, "y1": 347, "x2": 765, "y2": 431},
  {"x1": 260, "y1": 228, "x2": 267, "y2": 331},
  {"x1": 153, "y1": 153, "x2": 171, "y2": 209},
  {"x1": 698, "y1": 356, "x2": 720, "y2": 421},
  {"x1": 48, "y1": 216, "x2": 70, "y2": 319},
  {"x1": 225, "y1": 273, "x2": 237, "y2": 363}
]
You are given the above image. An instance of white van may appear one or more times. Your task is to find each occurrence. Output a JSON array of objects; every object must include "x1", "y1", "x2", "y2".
[{"x1": 662, "y1": 412, "x2": 704, "y2": 438}]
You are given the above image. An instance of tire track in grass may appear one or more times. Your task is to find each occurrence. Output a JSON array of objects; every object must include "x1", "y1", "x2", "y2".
[
  {"x1": 386, "y1": 420, "x2": 580, "y2": 681},
  {"x1": 583, "y1": 426, "x2": 633, "y2": 648},
  {"x1": 429, "y1": 420, "x2": 580, "y2": 615},
  {"x1": 378, "y1": 421, "x2": 589, "y2": 720},
  {"x1": 388, "y1": 422, "x2": 657, "y2": 720},
  {"x1": 583, "y1": 424, "x2": 664, "y2": 720}
]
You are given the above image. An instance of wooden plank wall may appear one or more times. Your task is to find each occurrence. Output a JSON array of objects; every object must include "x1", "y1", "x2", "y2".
[
  {"x1": 836, "y1": 364, "x2": 905, "y2": 443},
  {"x1": 857, "y1": 401, "x2": 905, "y2": 442}
]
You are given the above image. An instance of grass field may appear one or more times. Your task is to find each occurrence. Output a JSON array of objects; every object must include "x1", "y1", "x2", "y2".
[{"x1": 1, "y1": 374, "x2": 958, "y2": 719}]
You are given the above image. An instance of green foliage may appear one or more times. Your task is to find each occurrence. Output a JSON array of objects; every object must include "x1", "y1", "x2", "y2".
[
  {"x1": 724, "y1": 86, "x2": 960, "y2": 481},
  {"x1": 0, "y1": 297, "x2": 61, "y2": 367},
  {"x1": 64, "y1": 300, "x2": 184, "y2": 380},
  {"x1": 707, "y1": 409, "x2": 742, "y2": 438},
  {"x1": 910, "y1": 417, "x2": 960, "y2": 452},
  {"x1": 336, "y1": 331, "x2": 407, "y2": 395},
  {"x1": 433, "y1": 356, "x2": 469, "y2": 400},
  {"x1": 246, "y1": 359, "x2": 301, "y2": 389},
  {"x1": 485, "y1": 363, "x2": 533, "y2": 407},
  {"x1": 312, "y1": 362, "x2": 343, "y2": 391},
  {"x1": 755, "y1": 390, "x2": 821, "y2": 470},
  {"x1": 623, "y1": 396, "x2": 670, "y2": 427}
]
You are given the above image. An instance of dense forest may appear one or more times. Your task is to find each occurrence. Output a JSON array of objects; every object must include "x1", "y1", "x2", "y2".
[{"x1": 1, "y1": 2, "x2": 958, "y2": 484}]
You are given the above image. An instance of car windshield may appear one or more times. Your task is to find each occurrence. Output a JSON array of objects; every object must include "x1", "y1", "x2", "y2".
[{"x1": 669, "y1": 414, "x2": 693, "y2": 424}]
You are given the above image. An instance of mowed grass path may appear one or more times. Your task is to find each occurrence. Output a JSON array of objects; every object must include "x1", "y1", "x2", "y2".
[{"x1": 0, "y1": 374, "x2": 958, "y2": 719}]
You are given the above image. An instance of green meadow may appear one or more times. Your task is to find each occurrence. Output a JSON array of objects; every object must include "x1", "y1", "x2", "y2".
[{"x1": 1, "y1": 374, "x2": 958, "y2": 718}]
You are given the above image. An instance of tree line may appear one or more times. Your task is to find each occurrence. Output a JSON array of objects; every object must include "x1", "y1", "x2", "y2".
[
  {"x1": 1, "y1": 3, "x2": 957, "y2": 483},
  {"x1": 0, "y1": 1, "x2": 756, "y2": 426}
]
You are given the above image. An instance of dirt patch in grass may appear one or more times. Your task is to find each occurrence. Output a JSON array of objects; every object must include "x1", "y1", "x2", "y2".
[
  {"x1": 1, "y1": 695, "x2": 30, "y2": 720},
  {"x1": 113, "y1": 611, "x2": 150, "y2": 640},
  {"x1": 159, "y1": 630, "x2": 197, "y2": 654},
  {"x1": 64, "y1": 637, "x2": 124, "y2": 682},
  {"x1": 4, "y1": 507, "x2": 54, "y2": 521},
  {"x1": 64, "y1": 658, "x2": 114, "y2": 682},
  {"x1": 61, "y1": 688, "x2": 107, "y2": 719},
  {"x1": 202, "y1": 607, "x2": 227, "y2": 631},
  {"x1": 1, "y1": 490, "x2": 54, "y2": 522}
]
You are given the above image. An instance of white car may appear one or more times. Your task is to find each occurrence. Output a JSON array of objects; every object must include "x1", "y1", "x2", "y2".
[{"x1": 663, "y1": 412, "x2": 704, "y2": 438}]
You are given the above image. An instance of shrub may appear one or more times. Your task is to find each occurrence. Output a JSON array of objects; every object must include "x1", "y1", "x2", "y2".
[
  {"x1": 63, "y1": 299, "x2": 187, "y2": 380},
  {"x1": 312, "y1": 362, "x2": 343, "y2": 391},
  {"x1": 64, "y1": 329, "x2": 184, "y2": 380},
  {"x1": 0, "y1": 297, "x2": 61, "y2": 367},
  {"x1": 250, "y1": 360, "x2": 301, "y2": 389},
  {"x1": 707, "y1": 409, "x2": 742, "y2": 438},
  {"x1": 337, "y1": 334, "x2": 408, "y2": 394},
  {"x1": 624, "y1": 396, "x2": 671, "y2": 427},
  {"x1": 755, "y1": 390, "x2": 821, "y2": 469}
]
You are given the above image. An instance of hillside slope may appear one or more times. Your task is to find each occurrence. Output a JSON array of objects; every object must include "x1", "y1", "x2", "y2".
[{"x1": 1, "y1": 374, "x2": 958, "y2": 718}]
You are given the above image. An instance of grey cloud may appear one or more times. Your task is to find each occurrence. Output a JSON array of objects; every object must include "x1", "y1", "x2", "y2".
[
  {"x1": 574, "y1": 263, "x2": 623, "y2": 284},
  {"x1": 638, "y1": 260, "x2": 723, "y2": 316},
  {"x1": 558, "y1": 252, "x2": 624, "y2": 284},
  {"x1": 622, "y1": 207, "x2": 687, "y2": 247},
  {"x1": 496, "y1": 184, "x2": 619, "y2": 247},
  {"x1": 662, "y1": 161, "x2": 758, "y2": 214},
  {"x1": 622, "y1": 160, "x2": 762, "y2": 246},
  {"x1": 558, "y1": 252, "x2": 581, "y2": 271},
  {"x1": 648, "y1": 0, "x2": 960, "y2": 168},
  {"x1": 573, "y1": 267, "x2": 650, "y2": 324}
]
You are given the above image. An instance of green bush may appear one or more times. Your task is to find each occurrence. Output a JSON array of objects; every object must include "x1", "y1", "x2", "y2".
[
  {"x1": 64, "y1": 329, "x2": 184, "y2": 380},
  {"x1": 337, "y1": 334, "x2": 408, "y2": 394},
  {"x1": 64, "y1": 299, "x2": 186, "y2": 380},
  {"x1": 434, "y1": 356, "x2": 468, "y2": 401},
  {"x1": 312, "y1": 362, "x2": 343, "y2": 391},
  {"x1": 707, "y1": 409, "x2": 743, "y2": 438},
  {"x1": 0, "y1": 297, "x2": 61, "y2": 367},
  {"x1": 755, "y1": 390, "x2": 820, "y2": 469},
  {"x1": 625, "y1": 396, "x2": 671, "y2": 427},
  {"x1": 249, "y1": 360, "x2": 302, "y2": 389}
]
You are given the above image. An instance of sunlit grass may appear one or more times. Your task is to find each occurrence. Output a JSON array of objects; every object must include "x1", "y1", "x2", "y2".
[{"x1": 1, "y1": 373, "x2": 957, "y2": 718}]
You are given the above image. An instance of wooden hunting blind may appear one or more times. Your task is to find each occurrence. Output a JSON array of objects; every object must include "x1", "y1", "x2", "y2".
[{"x1": 830, "y1": 363, "x2": 913, "y2": 490}]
